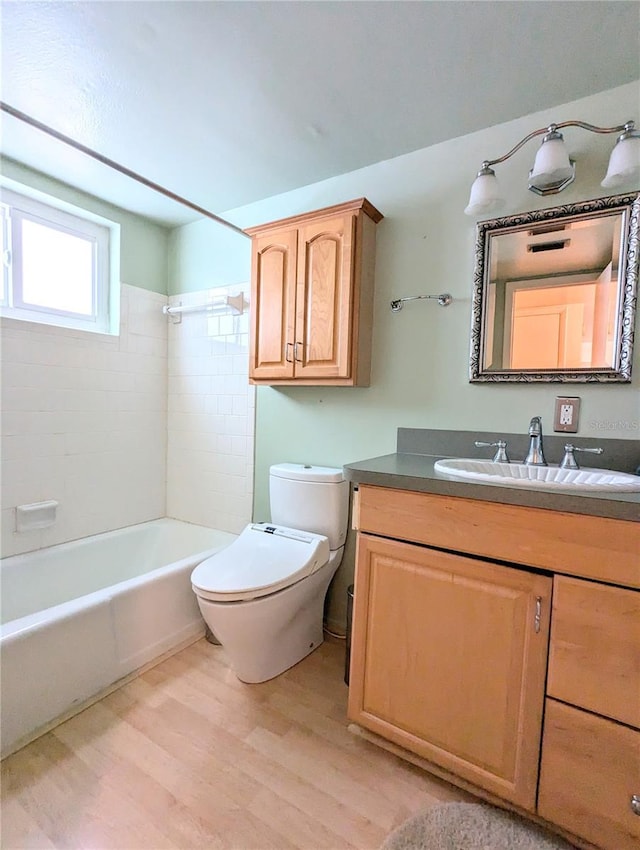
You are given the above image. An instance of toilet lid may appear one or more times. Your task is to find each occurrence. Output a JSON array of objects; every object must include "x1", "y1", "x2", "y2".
[{"x1": 191, "y1": 523, "x2": 330, "y2": 602}]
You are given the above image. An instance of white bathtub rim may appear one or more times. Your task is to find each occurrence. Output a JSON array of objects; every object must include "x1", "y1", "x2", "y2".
[
  {"x1": 1, "y1": 516, "x2": 231, "y2": 566},
  {"x1": 1, "y1": 532, "x2": 236, "y2": 642}
]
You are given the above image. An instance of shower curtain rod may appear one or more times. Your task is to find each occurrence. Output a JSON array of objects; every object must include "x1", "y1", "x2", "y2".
[{"x1": 0, "y1": 102, "x2": 250, "y2": 238}]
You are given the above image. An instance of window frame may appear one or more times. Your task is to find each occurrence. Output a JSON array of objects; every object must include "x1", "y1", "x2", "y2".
[{"x1": 0, "y1": 186, "x2": 114, "y2": 335}]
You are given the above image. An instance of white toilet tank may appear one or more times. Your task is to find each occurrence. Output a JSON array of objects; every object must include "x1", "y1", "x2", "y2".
[{"x1": 269, "y1": 463, "x2": 349, "y2": 550}]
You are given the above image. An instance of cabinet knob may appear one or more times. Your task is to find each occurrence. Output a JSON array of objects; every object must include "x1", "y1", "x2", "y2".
[
  {"x1": 631, "y1": 795, "x2": 640, "y2": 816},
  {"x1": 285, "y1": 342, "x2": 294, "y2": 363}
]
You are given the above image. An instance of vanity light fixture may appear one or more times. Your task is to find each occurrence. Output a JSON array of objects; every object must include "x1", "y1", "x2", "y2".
[{"x1": 465, "y1": 119, "x2": 640, "y2": 217}]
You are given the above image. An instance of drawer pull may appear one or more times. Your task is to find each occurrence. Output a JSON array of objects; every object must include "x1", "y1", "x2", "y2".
[
  {"x1": 631, "y1": 795, "x2": 640, "y2": 816},
  {"x1": 534, "y1": 596, "x2": 542, "y2": 633}
]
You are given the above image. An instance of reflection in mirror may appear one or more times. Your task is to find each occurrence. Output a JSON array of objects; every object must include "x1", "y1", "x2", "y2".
[{"x1": 470, "y1": 194, "x2": 639, "y2": 382}]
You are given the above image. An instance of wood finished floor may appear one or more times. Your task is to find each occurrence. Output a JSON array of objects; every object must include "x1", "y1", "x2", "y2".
[{"x1": 1, "y1": 637, "x2": 471, "y2": 850}]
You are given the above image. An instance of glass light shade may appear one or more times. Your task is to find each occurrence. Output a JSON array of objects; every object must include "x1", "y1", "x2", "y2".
[
  {"x1": 601, "y1": 135, "x2": 640, "y2": 188},
  {"x1": 464, "y1": 170, "x2": 505, "y2": 217},
  {"x1": 529, "y1": 137, "x2": 574, "y2": 188}
]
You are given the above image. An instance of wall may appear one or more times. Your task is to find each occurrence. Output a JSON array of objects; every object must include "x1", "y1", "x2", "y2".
[
  {"x1": 166, "y1": 226, "x2": 254, "y2": 532},
  {"x1": 167, "y1": 219, "x2": 248, "y2": 296},
  {"x1": 0, "y1": 166, "x2": 170, "y2": 557},
  {"x1": 171, "y1": 81, "x2": 640, "y2": 632},
  {"x1": 0, "y1": 163, "x2": 255, "y2": 557},
  {"x1": 165, "y1": 286, "x2": 254, "y2": 534},
  {"x1": 1, "y1": 286, "x2": 169, "y2": 556},
  {"x1": 1, "y1": 158, "x2": 170, "y2": 295}
]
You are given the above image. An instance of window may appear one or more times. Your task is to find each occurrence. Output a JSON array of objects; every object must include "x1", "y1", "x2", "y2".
[{"x1": 1, "y1": 187, "x2": 114, "y2": 334}]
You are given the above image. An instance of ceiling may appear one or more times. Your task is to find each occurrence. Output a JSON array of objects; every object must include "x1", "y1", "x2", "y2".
[{"x1": 1, "y1": 1, "x2": 639, "y2": 226}]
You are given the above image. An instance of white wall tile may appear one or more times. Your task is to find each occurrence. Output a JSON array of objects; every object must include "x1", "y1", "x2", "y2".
[
  {"x1": 1, "y1": 282, "x2": 254, "y2": 556},
  {"x1": 0, "y1": 285, "x2": 168, "y2": 557},
  {"x1": 166, "y1": 285, "x2": 254, "y2": 534}
]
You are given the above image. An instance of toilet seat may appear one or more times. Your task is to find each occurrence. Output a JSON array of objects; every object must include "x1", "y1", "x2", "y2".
[{"x1": 191, "y1": 523, "x2": 330, "y2": 602}]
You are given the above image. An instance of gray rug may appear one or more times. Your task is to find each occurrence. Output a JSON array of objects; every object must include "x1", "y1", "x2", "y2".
[{"x1": 381, "y1": 802, "x2": 576, "y2": 850}]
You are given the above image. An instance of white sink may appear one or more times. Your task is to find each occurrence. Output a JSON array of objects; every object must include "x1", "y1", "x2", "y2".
[{"x1": 434, "y1": 458, "x2": 640, "y2": 492}]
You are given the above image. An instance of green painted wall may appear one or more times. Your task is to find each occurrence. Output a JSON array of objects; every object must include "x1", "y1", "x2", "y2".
[
  {"x1": 174, "y1": 81, "x2": 640, "y2": 513},
  {"x1": 1, "y1": 158, "x2": 170, "y2": 294},
  {"x1": 167, "y1": 216, "x2": 250, "y2": 295},
  {"x1": 172, "y1": 82, "x2": 640, "y2": 630}
]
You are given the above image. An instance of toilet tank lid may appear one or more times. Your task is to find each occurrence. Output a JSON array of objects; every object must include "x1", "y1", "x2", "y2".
[{"x1": 270, "y1": 463, "x2": 344, "y2": 483}]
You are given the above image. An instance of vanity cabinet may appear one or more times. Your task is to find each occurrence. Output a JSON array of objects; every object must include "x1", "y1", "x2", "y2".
[
  {"x1": 348, "y1": 484, "x2": 640, "y2": 850},
  {"x1": 245, "y1": 198, "x2": 383, "y2": 386}
]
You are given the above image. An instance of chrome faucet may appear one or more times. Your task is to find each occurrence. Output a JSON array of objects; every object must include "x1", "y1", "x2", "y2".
[{"x1": 523, "y1": 416, "x2": 547, "y2": 466}]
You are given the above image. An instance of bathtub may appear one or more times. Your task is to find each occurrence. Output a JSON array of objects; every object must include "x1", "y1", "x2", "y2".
[{"x1": 0, "y1": 518, "x2": 236, "y2": 758}]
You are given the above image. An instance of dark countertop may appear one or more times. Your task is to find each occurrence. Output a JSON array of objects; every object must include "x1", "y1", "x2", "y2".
[{"x1": 344, "y1": 451, "x2": 640, "y2": 523}]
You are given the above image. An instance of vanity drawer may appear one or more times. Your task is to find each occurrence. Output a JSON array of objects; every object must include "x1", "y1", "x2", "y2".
[
  {"x1": 356, "y1": 485, "x2": 640, "y2": 588},
  {"x1": 547, "y1": 576, "x2": 640, "y2": 728},
  {"x1": 538, "y1": 699, "x2": 640, "y2": 850}
]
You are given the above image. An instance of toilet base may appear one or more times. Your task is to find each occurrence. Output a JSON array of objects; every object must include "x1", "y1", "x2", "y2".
[{"x1": 196, "y1": 553, "x2": 341, "y2": 683}]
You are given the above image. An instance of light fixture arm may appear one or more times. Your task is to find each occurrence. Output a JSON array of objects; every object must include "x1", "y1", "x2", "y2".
[
  {"x1": 465, "y1": 117, "x2": 639, "y2": 216},
  {"x1": 483, "y1": 120, "x2": 635, "y2": 168}
]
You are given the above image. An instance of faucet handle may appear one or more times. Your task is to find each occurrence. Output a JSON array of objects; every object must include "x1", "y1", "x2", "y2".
[
  {"x1": 474, "y1": 440, "x2": 510, "y2": 463},
  {"x1": 560, "y1": 444, "x2": 604, "y2": 470}
]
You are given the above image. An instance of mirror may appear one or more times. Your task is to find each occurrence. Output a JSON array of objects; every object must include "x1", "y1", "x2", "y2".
[{"x1": 469, "y1": 193, "x2": 639, "y2": 382}]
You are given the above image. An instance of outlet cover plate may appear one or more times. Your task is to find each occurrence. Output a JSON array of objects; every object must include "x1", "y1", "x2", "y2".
[{"x1": 554, "y1": 396, "x2": 580, "y2": 433}]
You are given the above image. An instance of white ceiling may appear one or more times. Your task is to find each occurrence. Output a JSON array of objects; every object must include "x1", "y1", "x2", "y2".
[{"x1": 1, "y1": 1, "x2": 639, "y2": 226}]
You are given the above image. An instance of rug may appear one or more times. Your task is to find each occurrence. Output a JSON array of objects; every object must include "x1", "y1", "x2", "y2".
[{"x1": 380, "y1": 802, "x2": 576, "y2": 850}]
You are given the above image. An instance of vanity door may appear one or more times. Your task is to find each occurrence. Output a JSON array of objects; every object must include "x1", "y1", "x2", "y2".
[{"x1": 347, "y1": 533, "x2": 551, "y2": 810}]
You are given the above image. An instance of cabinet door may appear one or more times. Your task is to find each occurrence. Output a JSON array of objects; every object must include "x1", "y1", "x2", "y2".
[
  {"x1": 249, "y1": 228, "x2": 297, "y2": 380},
  {"x1": 538, "y1": 699, "x2": 640, "y2": 850},
  {"x1": 347, "y1": 533, "x2": 551, "y2": 810},
  {"x1": 294, "y1": 214, "x2": 355, "y2": 380}
]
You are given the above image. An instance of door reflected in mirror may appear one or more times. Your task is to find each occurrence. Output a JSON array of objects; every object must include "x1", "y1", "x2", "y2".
[{"x1": 470, "y1": 194, "x2": 638, "y2": 383}]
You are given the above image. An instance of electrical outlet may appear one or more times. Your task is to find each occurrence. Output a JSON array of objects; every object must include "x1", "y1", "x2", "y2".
[
  {"x1": 554, "y1": 397, "x2": 580, "y2": 433},
  {"x1": 560, "y1": 405, "x2": 573, "y2": 425}
]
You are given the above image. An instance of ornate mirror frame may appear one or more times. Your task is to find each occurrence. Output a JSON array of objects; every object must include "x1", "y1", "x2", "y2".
[{"x1": 469, "y1": 193, "x2": 639, "y2": 383}]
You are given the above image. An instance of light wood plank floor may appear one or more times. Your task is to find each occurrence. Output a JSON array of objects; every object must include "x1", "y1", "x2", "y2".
[{"x1": 1, "y1": 637, "x2": 470, "y2": 850}]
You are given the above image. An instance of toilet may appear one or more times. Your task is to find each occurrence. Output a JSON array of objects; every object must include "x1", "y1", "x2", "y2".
[{"x1": 191, "y1": 463, "x2": 349, "y2": 683}]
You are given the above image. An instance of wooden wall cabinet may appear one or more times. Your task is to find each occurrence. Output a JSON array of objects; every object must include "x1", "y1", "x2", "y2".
[
  {"x1": 245, "y1": 198, "x2": 383, "y2": 386},
  {"x1": 348, "y1": 484, "x2": 640, "y2": 850}
]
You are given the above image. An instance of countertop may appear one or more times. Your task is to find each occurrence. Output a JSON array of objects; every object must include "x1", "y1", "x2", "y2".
[{"x1": 344, "y1": 451, "x2": 640, "y2": 523}]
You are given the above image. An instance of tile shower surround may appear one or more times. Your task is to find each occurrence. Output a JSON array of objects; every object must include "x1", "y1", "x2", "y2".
[
  {"x1": 1, "y1": 285, "x2": 167, "y2": 557},
  {"x1": 166, "y1": 288, "x2": 255, "y2": 535},
  {"x1": 0, "y1": 284, "x2": 254, "y2": 557}
]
